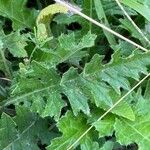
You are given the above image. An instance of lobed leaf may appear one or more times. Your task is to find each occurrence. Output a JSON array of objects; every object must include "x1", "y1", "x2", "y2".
[
  {"x1": 47, "y1": 111, "x2": 92, "y2": 150},
  {"x1": 9, "y1": 61, "x2": 65, "y2": 121},
  {"x1": 114, "y1": 94, "x2": 150, "y2": 149},
  {"x1": 0, "y1": 30, "x2": 27, "y2": 57},
  {"x1": 84, "y1": 51, "x2": 150, "y2": 93},
  {"x1": 0, "y1": 106, "x2": 51, "y2": 150},
  {"x1": 0, "y1": 0, "x2": 37, "y2": 30}
]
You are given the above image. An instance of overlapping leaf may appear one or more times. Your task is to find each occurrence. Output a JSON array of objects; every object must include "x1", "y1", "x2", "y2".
[
  {"x1": 84, "y1": 51, "x2": 150, "y2": 93},
  {"x1": 61, "y1": 67, "x2": 90, "y2": 116},
  {"x1": 1, "y1": 0, "x2": 150, "y2": 149},
  {"x1": 121, "y1": 0, "x2": 150, "y2": 22},
  {"x1": 61, "y1": 66, "x2": 135, "y2": 119},
  {"x1": 47, "y1": 111, "x2": 92, "y2": 150},
  {"x1": 102, "y1": 0, "x2": 137, "y2": 15},
  {"x1": 114, "y1": 98, "x2": 150, "y2": 150},
  {"x1": 10, "y1": 50, "x2": 150, "y2": 120},
  {"x1": 80, "y1": 138, "x2": 100, "y2": 150},
  {"x1": 0, "y1": 30, "x2": 27, "y2": 57},
  {"x1": 9, "y1": 61, "x2": 65, "y2": 121},
  {"x1": 36, "y1": 32, "x2": 97, "y2": 65},
  {"x1": 0, "y1": 106, "x2": 51, "y2": 150},
  {"x1": 0, "y1": 0, "x2": 37, "y2": 30}
]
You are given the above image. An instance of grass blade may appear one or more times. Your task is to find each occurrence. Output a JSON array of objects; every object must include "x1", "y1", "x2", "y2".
[
  {"x1": 94, "y1": 0, "x2": 117, "y2": 45},
  {"x1": 115, "y1": 0, "x2": 150, "y2": 45},
  {"x1": 67, "y1": 72, "x2": 150, "y2": 150}
]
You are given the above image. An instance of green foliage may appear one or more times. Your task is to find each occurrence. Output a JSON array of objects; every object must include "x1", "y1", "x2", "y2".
[
  {"x1": 0, "y1": 0, "x2": 37, "y2": 30},
  {"x1": 0, "y1": 30, "x2": 28, "y2": 57},
  {"x1": 0, "y1": 0, "x2": 150, "y2": 150},
  {"x1": 9, "y1": 61, "x2": 64, "y2": 121},
  {"x1": 121, "y1": 0, "x2": 150, "y2": 22},
  {"x1": 0, "y1": 106, "x2": 52, "y2": 150},
  {"x1": 115, "y1": 97, "x2": 150, "y2": 150},
  {"x1": 47, "y1": 111, "x2": 91, "y2": 150},
  {"x1": 94, "y1": 0, "x2": 116, "y2": 46}
]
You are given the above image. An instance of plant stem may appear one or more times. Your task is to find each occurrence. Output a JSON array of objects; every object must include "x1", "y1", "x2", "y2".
[{"x1": 29, "y1": 46, "x2": 38, "y2": 62}]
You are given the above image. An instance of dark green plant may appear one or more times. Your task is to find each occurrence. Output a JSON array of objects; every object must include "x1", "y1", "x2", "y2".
[{"x1": 0, "y1": 0, "x2": 150, "y2": 149}]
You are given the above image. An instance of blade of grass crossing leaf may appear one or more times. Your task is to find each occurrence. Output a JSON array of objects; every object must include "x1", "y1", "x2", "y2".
[
  {"x1": 55, "y1": 0, "x2": 148, "y2": 52},
  {"x1": 67, "y1": 73, "x2": 150, "y2": 150},
  {"x1": 94, "y1": 0, "x2": 117, "y2": 45},
  {"x1": 115, "y1": 0, "x2": 150, "y2": 45},
  {"x1": 2, "y1": 118, "x2": 38, "y2": 150},
  {"x1": 121, "y1": 0, "x2": 150, "y2": 22}
]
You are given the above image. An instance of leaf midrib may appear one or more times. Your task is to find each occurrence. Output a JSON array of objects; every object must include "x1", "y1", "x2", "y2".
[
  {"x1": 122, "y1": 119, "x2": 150, "y2": 142},
  {"x1": 4, "y1": 83, "x2": 60, "y2": 106},
  {"x1": 3, "y1": 118, "x2": 38, "y2": 150},
  {"x1": 85, "y1": 52, "x2": 150, "y2": 78}
]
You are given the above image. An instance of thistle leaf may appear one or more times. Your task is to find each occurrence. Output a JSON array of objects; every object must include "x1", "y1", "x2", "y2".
[
  {"x1": 0, "y1": 30, "x2": 27, "y2": 57},
  {"x1": 0, "y1": 0, "x2": 37, "y2": 30},
  {"x1": 9, "y1": 61, "x2": 65, "y2": 120},
  {"x1": 47, "y1": 111, "x2": 91, "y2": 150},
  {"x1": 0, "y1": 106, "x2": 51, "y2": 150},
  {"x1": 114, "y1": 96, "x2": 150, "y2": 149}
]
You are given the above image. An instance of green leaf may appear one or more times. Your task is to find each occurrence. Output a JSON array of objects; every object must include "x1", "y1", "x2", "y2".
[
  {"x1": 61, "y1": 67, "x2": 135, "y2": 120},
  {"x1": 0, "y1": 113, "x2": 17, "y2": 149},
  {"x1": 115, "y1": 117, "x2": 150, "y2": 150},
  {"x1": 85, "y1": 80, "x2": 113, "y2": 107},
  {"x1": 0, "y1": 30, "x2": 27, "y2": 57},
  {"x1": 41, "y1": 92, "x2": 66, "y2": 119},
  {"x1": 113, "y1": 41, "x2": 135, "y2": 57},
  {"x1": 40, "y1": 32, "x2": 96, "y2": 64},
  {"x1": 144, "y1": 79, "x2": 150, "y2": 99},
  {"x1": 101, "y1": 0, "x2": 137, "y2": 16},
  {"x1": 114, "y1": 97, "x2": 150, "y2": 150},
  {"x1": 34, "y1": 32, "x2": 97, "y2": 65},
  {"x1": 0, "y1": 0, "x2": 37, "y2": 30},
  {"x1": 100, "y1": 141, "x2": 114, "y2": 150},
  {"x1": 0, "y1": 106, "x2": 51, "y2": 150},
  {"x1": 0, "y1": 85, "x2": 7, "y2": 98},
  {"x1": 0, "y1": 39, "x2": 11, "y2": 77},
  {"x1": 54, "y1": 14, "x2": 90, "y2": 37},
  {"x1": 93, "y1": 114, "x2": 115, "y2": 138},
  {"x1": 9, "y1": 61, "x2": 65, "y2": 120},
  {"x1": 119, "y1": 18, "x2": 146, "y2": 46},
  {"x1": 10, "y1": 48, "x2": 150, "y2": 121},
  {"x1": 57, "y1": 31, "x2": 97, "y2": 63},
  {"x1": 109, "y1": 91, "x2": 135, "y2": 121},
  {"x1": 61, "y1": 67, "x2": 90, "y2": 116},
  {"x1": 121, "y1": 0, "x2": 150, "y2": 22},
  {"x1": 47, "y1": 111, "x2": 90, "y2": 150},
  {"x1": 84, "y1": 51, "x2": 150, "y2": 93},
  {"x1": 89, "y1": 108, "x2": 115, "y2": 138},
  {"x1": 1, "y1": 0, "x2": 150, "y2": 149},
  {"x1": 0, "y1": 54, "x2": 6, "y2": 74},
  {"x1": 80, "y1": 137, "x2": 100, "y2": 150}
]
